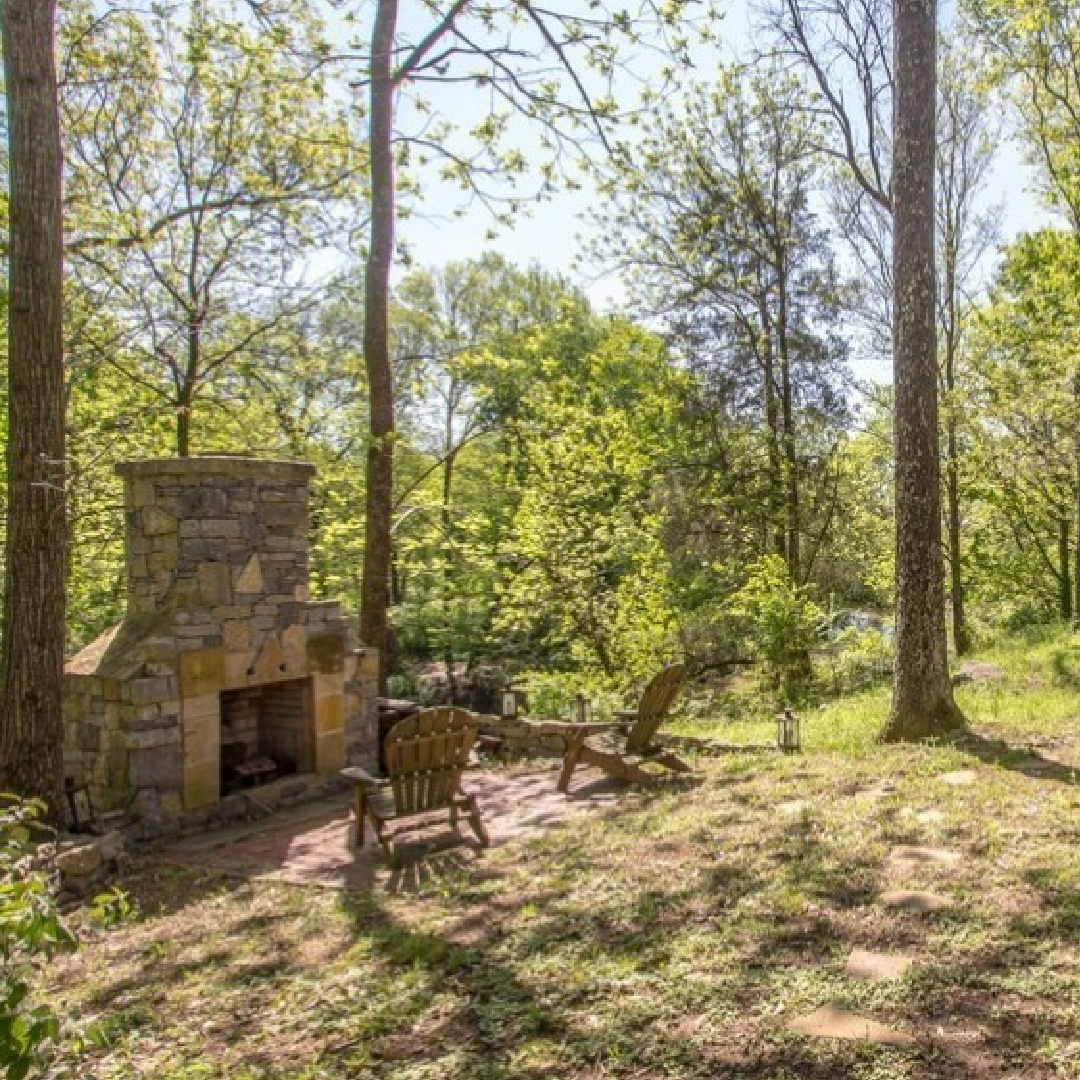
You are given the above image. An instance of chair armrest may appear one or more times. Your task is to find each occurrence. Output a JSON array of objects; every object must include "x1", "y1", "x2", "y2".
[{"x1": 341, "y1": 766, "x2": 388, "y2": 786}]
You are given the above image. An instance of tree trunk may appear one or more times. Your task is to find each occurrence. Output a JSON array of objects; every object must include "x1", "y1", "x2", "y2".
[
  {"x1": 176, "y1": 350, "x2": 195, "y2": 458},
  {"x1": 359, "y1": 0, "x2": 398, "y2": 693},
  {"x1": 177, "y1": 406, "x2": 191, "y2": 458},
  {"x1": 1060, "y1": 518, "x2": 1073, "y2": 623},
  {"x1": 1073, "y1": 375, "x2": 1080, "y2": 627},
  {"x1": 0, "y1": 0, "x2": 67, "y2": 815},
  {"x1": 776, "y1": 253, "x2": 801, "y2": 582},
  {"x1": 442, "y1": 437, "x2": 457, "y2": 705},
  {"x1": 941, "y1": 217, "x2": 969, "y2": 654},
  {"x1": 759, "y1": 301, "x2": 786, "y2": 566},
  {"x1": 945, "y1": 411, "x2": 970, "y2": 653},
  {"x1": 881, "y1": 0, "x2": 963, "y2": 741},
  {"x1": 177, "y1": 236, "x2": 203, "y2": 458},
  {"x1": 1074, "y1": 449, "x2": 1080, "y2": 626}
]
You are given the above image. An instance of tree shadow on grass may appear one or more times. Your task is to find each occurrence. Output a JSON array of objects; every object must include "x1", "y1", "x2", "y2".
[
  {"x1": 59, "y1": 749, "x2": 1080, "y2": 1079},
  {"x1": 321, "y1": 771, "x2": 1080, "y2": 1080},
  {"x1": 950, "y1": 728, "x2": 1080, "y2": 786},
  {"x1": 58, "y1": 824, "x2": 1075, "y2": 1078}
]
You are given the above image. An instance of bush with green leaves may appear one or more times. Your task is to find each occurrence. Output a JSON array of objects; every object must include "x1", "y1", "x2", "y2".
[
  {"x1": 518, "y1": 671, "x2": 625, "y2": 722},
  {"x1": 0, "y1": 799, "x2": 75, "y2": 1080},
  {"x1": 86, "y1": 887, "x2": 138, "y2": 931},
  {"x1": 730, "y1": 555, "x2": 824, "y2": 702},
  {"x1": 822, "y1": 627, "x2": 894, "y2": 695}
]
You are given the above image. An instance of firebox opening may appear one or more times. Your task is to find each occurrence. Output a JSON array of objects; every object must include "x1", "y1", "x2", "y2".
[{"x1": 220, "y1": 679, "x2": 314, "y2": 795}]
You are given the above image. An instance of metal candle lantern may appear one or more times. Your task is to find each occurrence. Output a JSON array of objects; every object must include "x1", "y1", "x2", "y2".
[
  {"x1": 571, "y1": 693, "x2": 592, "y2": 724},
  {"x1": 777, "y1": 709, "x2": 802, "y2": 755},
  {"x1": 501, "y1": 687, "x2": 528, "y2": 720},
  {"x1": 501, "y1": 688, "x2": 518, "y2": 719}
]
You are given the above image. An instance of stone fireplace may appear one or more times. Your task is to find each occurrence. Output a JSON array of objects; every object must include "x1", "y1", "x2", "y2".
[{"x1": 63, "y1": 456, "x2": 378, "y2": 833}]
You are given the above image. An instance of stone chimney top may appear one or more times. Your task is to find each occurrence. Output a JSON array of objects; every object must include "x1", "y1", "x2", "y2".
[{"x1": 118, "y1": 455, "x2": 316, "y2": 618}]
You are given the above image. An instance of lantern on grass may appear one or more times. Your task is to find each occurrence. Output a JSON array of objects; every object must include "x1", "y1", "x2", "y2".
[
  {"x1": 572, "y1": 693, "x2": 592, "y2": 724},
  {"x1": 777, "y1": 709, "x2": 802, "y2": 755}
]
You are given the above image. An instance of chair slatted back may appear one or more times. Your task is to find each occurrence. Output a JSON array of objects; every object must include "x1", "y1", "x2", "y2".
[
  {"x1": 384, "y1": 707, "x2": 477, "y2": 815},
  {"x1": 625, "y1": 664, "x2": 687, "y2": 753}
]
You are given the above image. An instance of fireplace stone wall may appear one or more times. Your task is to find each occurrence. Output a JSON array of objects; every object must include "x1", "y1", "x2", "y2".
[{"x1": 62, "y1": 456, "x2": 378, "y2": 834}]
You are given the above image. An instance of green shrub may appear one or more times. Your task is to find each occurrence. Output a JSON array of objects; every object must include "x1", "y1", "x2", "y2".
[
  {"x1": 822, "y1": 627, "x2": 893, "y2": 695},
  {"x1": 518, "y1": 671, "x2": 624, "y2": 722},
  {"x1": 729, "y1": 555, "x2": 823, "y2": 703},
  {"x1": 0, "y1": 798, "x2": 75, "y2": 1080},
  {"x1": 86, "y1": 887, "x2": 138, "y2": 931}
]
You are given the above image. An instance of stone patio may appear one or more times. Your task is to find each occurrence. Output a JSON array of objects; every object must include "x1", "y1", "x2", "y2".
[{"x1": 164, "y1": 766, "x2": 622, "y2": 892}]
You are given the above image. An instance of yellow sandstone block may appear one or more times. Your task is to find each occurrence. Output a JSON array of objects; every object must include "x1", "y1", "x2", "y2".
[
  {"x1": 180, "y1": 648, "x2": 225, "y2": 697},
  {"x1": 182, "y1": 694, "x2": 219, "y2": 764},
  {"x1": 184, "y1": 761, "x2": 220, "y2": 810},
  {"x1": 315, "y1": 730, "x2": 345, "y2": 774},
  {"x1": 315, "y1": 694, "x2": 344, "y2": 735}
]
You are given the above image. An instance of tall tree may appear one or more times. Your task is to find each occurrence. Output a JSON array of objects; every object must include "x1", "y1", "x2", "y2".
[
  {"x1": 63, "y1": 0, "x2": 363, "y2": 455},
  {"x1": 769, "y1": 0, "x2": 996, "y2": 684},
  {"x1": 351, "y1": 0, "x2": 698, "y2": 688},
  {"x1": 936, "y1": 45, "x2": 1000, "y2": 654},
  {"x1": 360, "y1": 0, "x2": 399, "y2": 690},
  {"x1": 594, "y1": 66, "x2": 851, "y2": 586},
  {"x1": 971, "y1": 0, "x2": 1080, "y2": 623},
  {"x1": 0, "y1": 0, "x2": 67, "y2": 810},
  {"x1": 881, "y1": 0, "x2": 962, "y2": 739},
  {"x1": 969, "y1": 228, "x2": 1080, "y2": 623}
]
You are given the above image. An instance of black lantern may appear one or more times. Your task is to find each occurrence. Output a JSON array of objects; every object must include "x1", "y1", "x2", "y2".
[
  {"x1": 501, "y1": 687, "x2": 528, "y2": 719},
  {"x1": 571, "y1": 693, "x2": 592, "y2": 724},
  {"x1": 777, "y1": 709, "x2": 802, "y2": 755}
]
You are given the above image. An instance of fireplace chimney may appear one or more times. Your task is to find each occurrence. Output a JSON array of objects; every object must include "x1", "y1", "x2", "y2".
[{"x1": 63, "y1": 456, "x2": 378, "y2": 834}]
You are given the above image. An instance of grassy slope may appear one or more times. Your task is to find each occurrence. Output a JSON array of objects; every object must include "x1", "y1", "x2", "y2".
[{"x1": 47, "y1": 628, "x2": 1080, "y2": 1079}]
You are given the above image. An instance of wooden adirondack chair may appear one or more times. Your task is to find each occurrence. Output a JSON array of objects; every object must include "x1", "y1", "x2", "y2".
[
  {"x1": 557, "y1": 663, "x2": 690, "y2": 793},
  {"x1": 342, "y1": 707, "x2": 490, "y2": 866}
]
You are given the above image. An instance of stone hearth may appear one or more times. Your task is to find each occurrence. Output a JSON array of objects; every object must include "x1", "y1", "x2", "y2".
[{"x1": 63, "y1": 456, "x2": 377, "y2": 834}]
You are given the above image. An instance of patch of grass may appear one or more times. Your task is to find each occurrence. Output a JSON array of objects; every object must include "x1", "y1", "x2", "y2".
[{"x1": 44, "y1": 628, "x2": 1080, "y2": 1078}]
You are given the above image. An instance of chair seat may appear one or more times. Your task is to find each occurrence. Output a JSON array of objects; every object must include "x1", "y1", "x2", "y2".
[
  {"x1": 363, "y1": 783, "x2": 474, "y2": 822},
  {"x1": 583, "y1": 730, "x2": 629, "y2": 754},
  {"x1": 583, "y1": 730, "x2": 663, "y2": 757}
]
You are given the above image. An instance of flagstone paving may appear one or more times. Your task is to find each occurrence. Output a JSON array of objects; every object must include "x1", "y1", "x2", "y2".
[
  {"x1": 844, "y1": 947, "x2": 914, "y2": 982},
  {"x1": 886, "y1": 843, "x2": 964, "y2": 871},
  {"x1": 787, "y1": 1004, "x2": 916, "y2": 1045},
  {"x1": 880, "y1": 888, "x2": 955, "y2": 910},
  {"x1": 850, "y1": 780, "x2": 898, "y2": 800},
  {"x1": 937, "y1": 768, "x2": 978, "y2": 786},
  {"x1": 792, "y1": 821, "x2": 956, "y2": 1045}
]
